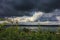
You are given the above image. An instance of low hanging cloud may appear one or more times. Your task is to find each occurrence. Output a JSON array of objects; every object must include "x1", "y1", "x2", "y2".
[
  {"x1": 0, "y1": 0, "x2": 60, "y2": 16},
  {"x1": 9, "y1": 12, "x2": 44, "y2": 22},
  {"x1": 9, "y1": 9, "x2": 60, "y2": 22}
]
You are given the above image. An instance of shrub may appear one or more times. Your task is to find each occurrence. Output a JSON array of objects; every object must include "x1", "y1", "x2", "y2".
[{"x1": 0, "y1": 24, "x2": 60, "y2": 40}]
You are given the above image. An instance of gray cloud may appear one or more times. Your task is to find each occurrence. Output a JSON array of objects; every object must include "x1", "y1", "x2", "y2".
[{"x1": 0, "y1": 0, "x2": 60, "y2": 16}]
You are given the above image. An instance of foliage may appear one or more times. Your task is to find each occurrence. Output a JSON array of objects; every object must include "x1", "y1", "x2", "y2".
[
  {"x1": 0, "y1": 24, "x2": 60, "y2": 40},
  {"x1": 0, "y1": 18, "x2": 5, "y2": 21}
]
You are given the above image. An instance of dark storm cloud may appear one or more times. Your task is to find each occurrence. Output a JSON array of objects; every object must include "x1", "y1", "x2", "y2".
[
  {"x1": 0, "y1": 0, "x2": 60, "y2": 16},
  {"x1": 37, "y1": 0, "x2": 60, "y2": 12},
  {"x1": 13, "y1": 0, "x2": 60, "y2": 12},
  {"x1": 13, "y1": 0, "x2": 36, "y2": 11}
]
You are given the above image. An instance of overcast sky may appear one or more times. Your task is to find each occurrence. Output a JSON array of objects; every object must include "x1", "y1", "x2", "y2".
[{"x1": 0, "y1": 0, "x2": 60, "y2": 16}]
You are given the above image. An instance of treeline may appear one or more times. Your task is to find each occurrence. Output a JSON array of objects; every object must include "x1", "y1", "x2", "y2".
[
  {"x1": 0, "y1": 24, "x2": 60, "y2": 40},
  {"x1": 0, "y1": 18, "x2": 5, "y2": 21}
]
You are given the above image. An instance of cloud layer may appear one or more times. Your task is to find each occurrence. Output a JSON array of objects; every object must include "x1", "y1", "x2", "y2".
[
  {"x1": 0, "y1": 0, "x2": 60, "y2": 16},
  {"x1": 13, "y1": 0, "x2": 60, "y2": 12}
]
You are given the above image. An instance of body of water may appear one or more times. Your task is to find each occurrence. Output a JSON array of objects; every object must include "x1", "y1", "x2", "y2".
[{"x1": 4, "y1": 25, "x2": 60, "y2": 32}]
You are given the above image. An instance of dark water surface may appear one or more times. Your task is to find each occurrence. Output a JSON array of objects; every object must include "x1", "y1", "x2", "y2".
[{"x1": 4, "y1": 25, "x2": 60, "y2": 32}]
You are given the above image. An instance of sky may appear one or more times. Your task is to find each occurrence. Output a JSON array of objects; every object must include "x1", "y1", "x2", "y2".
[{"x1": 0, "y1": 0, "x2": 60, "y2": 16}]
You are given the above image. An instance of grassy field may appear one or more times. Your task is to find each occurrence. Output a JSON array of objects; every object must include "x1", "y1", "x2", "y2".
[{"x1": 0, "y1": 24, "x2": 60, "y2": 40}]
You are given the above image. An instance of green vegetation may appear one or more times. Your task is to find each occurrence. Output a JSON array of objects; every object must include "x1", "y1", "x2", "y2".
[
  {"x1": 0, "y1": 24, "x2": 60, "y2": 40},
  {"x1": 0, "y1": 18, "x2": 5, "y2": 21}
]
